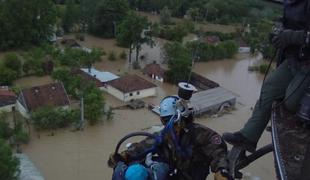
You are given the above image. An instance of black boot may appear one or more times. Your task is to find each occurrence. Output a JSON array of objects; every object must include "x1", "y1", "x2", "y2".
[{"x1": 222, "y1": 132, "x2": 257, "y2": 153}]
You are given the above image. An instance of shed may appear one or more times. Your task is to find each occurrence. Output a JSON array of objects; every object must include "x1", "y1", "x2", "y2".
[
  {"x1": 79, "y1": 68, "x2": 119, "y2": 89},
  {"x1": 107, "y1": 74, "x2": 157, "y2": 102},
  {"x1": 204, "y1": 36, "x2": 220, "y2": 45},
  {"x1": 190, "y1": 72, "x2": 220, "y2": 90},
  {"x1": 17, "y1": 83, "x2": 70, "y2": 118},
  {"x1": 151, "y1": 87, "x2": 236, "y2": 116}
]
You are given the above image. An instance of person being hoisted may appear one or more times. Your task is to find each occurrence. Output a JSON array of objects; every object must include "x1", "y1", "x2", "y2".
[
  {"x1": 223, "y1": 0, "x2": 310, "y2": 152},
  {"x1": 109, "y1": 94, "x2": 230, "y2": 180}
]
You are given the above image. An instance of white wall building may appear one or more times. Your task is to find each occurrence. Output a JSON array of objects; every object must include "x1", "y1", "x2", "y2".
[{"x1": 105, "y1": 74, "x2": 157, "y2": 102}]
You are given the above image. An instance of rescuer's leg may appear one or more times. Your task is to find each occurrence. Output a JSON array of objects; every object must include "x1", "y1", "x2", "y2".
[
  {"x1": 223, "y1": 60, "x2": 294, "y2": 152},
  {"x1": 284, "y1": 66, "x2": 310, "y2": 112}
]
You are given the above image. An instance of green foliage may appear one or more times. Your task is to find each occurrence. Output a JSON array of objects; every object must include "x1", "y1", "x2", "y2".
[
  {"x1": 13, "y1": 121, "x2": 30, "y2": 144},
  {"x1": 159, "y1": 23, "x2": 189, "y2": 42},
  {"x1": 105, "y1": 107, "x2": 114, "y2": 121},
  {"x1": 108, "y1": 51, "x2": 117, "y2": 61},
  {"x1": 52, "y1": 68, "x2": 82, "y2": 96},
  {"x1": 0, "y1": 113, "x2": 13, "y2": 140},
  {"x1": 0, "y1": 0, "x2": 57, "y2": 50},
  {"x1": 119, "y1": 51, "x2": 127, "y2": 60},
  {"x1": 0, "y1": 66, "x2": 18, "y2": 86},
  {"x1": 32, "y1": 107, "x2": 79, "y2": 130},
  {"x1": 22, "y1": 47, "x2": 47, "y2": 76},
  {"x1": 75, "y1": 33, "x2": 85, "y2": 41},
  {"x1": 0, "y1": 138, "x2": 19, "y2": 180},
  {"x1": 89, "y1": 0, "x2": 130, "y2": 38},
  {"x1": 248, "y1": 64, "x2": 272, "y2": 74},
  {"x1": 160, "y1": 6, "x2": 172, "y2": 25},
  {"x1": 63, "y1": 0, "x2": 81, "y2": 32},
  {"x1": 164, "y1": 42, "x2": 192, "y2": 84},
  {"x1": 56, "y1": 47, "x2": 102, "y2": 68},
  {"x1": 82, "y1": 83, "x2": 104, "y2": 125},
  {"x1": 187, "y1": 40, "x2": 238, "y2": 61},
  {"x1": 244, "y1": 20, "x2": 275, "y2": 58},
  {"x1": 186, "y1": 7, "x2": 201, "y2": 21},
  {"x1": 3, "y1": 53, "x2": 22, "y2": 75},
  {"x1": 116, "y1": 11, "x2": 151, "y2": 62}
]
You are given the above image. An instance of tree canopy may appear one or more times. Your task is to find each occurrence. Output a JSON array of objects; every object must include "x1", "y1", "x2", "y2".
[
  {"x1": 164, "y1": 42, "x2": 192, "y2": 84},
  {"x1": 0, "y1": 0, "x2": 57, "y2": 50},
  {"x1": 116, "y1": 12, "x2": 150, "y2": 63}
]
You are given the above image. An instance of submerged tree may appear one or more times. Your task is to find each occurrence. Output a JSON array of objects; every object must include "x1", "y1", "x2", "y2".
[
  {"x1": 0, "y1": 138, "x2": 19, "y2": 180},
  {"x1": 163, "y1": 42, "x2": 192, "y2": 84}
]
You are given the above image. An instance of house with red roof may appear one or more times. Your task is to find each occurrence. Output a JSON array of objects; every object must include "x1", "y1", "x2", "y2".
[
  {"x1": 16, "y1": 83, "x2": 70, "y2": 118},
  {"x1": 106, "y1": 74, "x2": 157, "y2": 102},
  {"x1": 142, "y1": 62, "x2": 166, "y2": 82},
  {"x1": 0, "y1": 86, "x2": 16, "y2": 112}
]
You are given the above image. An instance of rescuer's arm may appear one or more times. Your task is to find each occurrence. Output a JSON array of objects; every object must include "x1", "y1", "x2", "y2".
[
  {"x1": 108, "y1": 133, "x2": 159, "y2": 168},
  {"x1": 197, "y1": 127, "x2": 229, "y2": 179}
]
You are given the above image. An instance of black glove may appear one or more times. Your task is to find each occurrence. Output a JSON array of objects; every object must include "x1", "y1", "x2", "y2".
[{"x1": 272, "y1": 30, "x2": 305, "y2": 49}]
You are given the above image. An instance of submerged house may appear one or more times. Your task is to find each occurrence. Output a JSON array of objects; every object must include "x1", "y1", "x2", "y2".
[
  {"x1": 0, "y1": 87, "x2": 16, "y2": 112},
  {"x1": 106, "y1": 74, "x2": 157, "y2": 102},
  {"x1": 17, "y1": 83, "x2": 70, "y2": 118},
  {"x1": 142, "y1": 62, "x2": 166, "y2": 82}
]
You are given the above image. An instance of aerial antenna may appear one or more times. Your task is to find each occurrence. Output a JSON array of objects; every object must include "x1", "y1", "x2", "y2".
[{"x1": 187, "y1": 30, "x2": 203, "y2": 85}]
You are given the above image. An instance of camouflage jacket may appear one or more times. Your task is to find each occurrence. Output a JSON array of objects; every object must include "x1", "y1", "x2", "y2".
[{"x1": 124, "y1": 123, "x2": 228, "y2": 180}]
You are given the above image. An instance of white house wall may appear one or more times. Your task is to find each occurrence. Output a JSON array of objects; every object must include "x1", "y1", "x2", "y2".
[
  {"x1": 124, "y1": 87, "x2": 156, "y2": 102},
  {"x1": 16, "y1": 101, "x2": 30, "y2": 119},
  {"x1": 106, "y1": 85, "x2": 126, "y2": 101},
  {"x1": 105, "y1": 85, "x2": 156, "y2": 102},
  {"x1": 0, "y1": 104, "x2": 15, "y2": 113}
]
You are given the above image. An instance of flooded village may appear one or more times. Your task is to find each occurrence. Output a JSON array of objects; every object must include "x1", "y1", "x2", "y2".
[
  {"x1": 0, "y1": 1, "x2": 284, "y2": 180},
  {"x1": 4, "y1": 34, "x2": 274, "y2": 180}
]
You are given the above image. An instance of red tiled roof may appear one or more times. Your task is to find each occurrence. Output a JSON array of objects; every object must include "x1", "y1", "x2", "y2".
[
  {"x1": 0, "y1": 88, "x2": 16, "y2": 107},
  {"x1": 205, "y1": 36, "x2": 220, "y2": 44},
  {"x1": 20, "y1": 83, "x2": 69, "y2": 112},
  {"x1": 108, "y1": 74, "x2": 156, "y2": 93},
  {"x1": 143, "y1": 63, "x2": 166, "y2": 78}
]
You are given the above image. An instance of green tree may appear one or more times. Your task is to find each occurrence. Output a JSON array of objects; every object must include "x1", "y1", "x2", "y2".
[
  {"x1": 62, "y1": 0, "x2": 81, "y2": 32},
  {"x1": 0, "y1": 113, "x2": 13, "y2": 140},
  {"x1": 0, "y1": 0, "x2": 57, "y2": 50},
  {"x1": 186, "y1": 7, "x2": 200, "y2": 21},
  {"x1": 164, "y1": 42, "x2": 192, "y2": 84},
  {"x1": 82, "y1": 83, "x2": 104, "y2": 125},
  {"x1": 116, "y1": 12, "x2": 150, "y2": 63},
  {"x1": 90, "y1": 0, "x2": 129, "y2": 38},
  {"x1": 3, "y1": 53, "x2": 22, "y2": 76},
  {"x1": 32, "y1": 107, "x2": 79, "y2": 130},
  {"x1": 0, "y1": 66, "x2": 18, "y2": 85},
  {"x1": 52, "y1": 68, "x2": 82, "y2": 96},
  {"x1": 0, "y1": 138, "x2": 19, "y2": 180},
  {"x1": 160, "y1": 6, "x2": 172, "y2": 25}
]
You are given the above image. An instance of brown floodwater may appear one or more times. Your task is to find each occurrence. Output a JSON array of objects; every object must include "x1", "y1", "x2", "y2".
[{"x1": 22, "y1": 36, "x2": 275, "y2": 180}]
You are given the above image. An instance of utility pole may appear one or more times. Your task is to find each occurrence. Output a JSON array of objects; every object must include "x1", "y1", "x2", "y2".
[{"x1": 77, "y1": 96, "x2": 84, "y2": 131}]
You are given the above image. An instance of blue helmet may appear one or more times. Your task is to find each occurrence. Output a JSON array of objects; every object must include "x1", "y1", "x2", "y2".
[
  {"x1": 159, "y1": 96, "x2": 179, "y2": 117},
  {"x1": 125, "y1": 164, "x2": 148, "y2": 180}
]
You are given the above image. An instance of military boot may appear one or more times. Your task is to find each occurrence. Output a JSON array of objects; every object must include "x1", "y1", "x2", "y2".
[{"x1": 222, "y1": 132, "x2": 257, "y2": 153}]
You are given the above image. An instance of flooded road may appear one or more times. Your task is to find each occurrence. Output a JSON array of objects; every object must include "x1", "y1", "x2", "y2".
[{"x1": 22, "y1": 35, "x2": 275, "y2": 180}]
